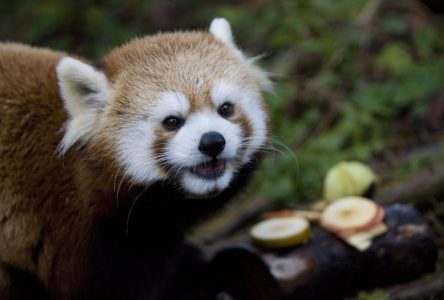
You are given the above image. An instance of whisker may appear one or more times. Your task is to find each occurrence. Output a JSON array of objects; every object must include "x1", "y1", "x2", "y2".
[
  {"x1": 113, "y1": 170, "x2": 119, "y2": 193},
  {"x1": 126, "y1": 187, "x2": 148, "y2": 235},
  {"x1": 269, "y1": 136, "x2": 300, "y2": 187},
  {"x1": 116, "y1": 172, "x2": 129, "y2": 209}
]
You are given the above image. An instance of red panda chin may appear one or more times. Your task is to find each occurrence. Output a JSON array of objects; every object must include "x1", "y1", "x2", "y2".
[{"x1": 178, "y1": 166, "x2": 233, "y2": 197}]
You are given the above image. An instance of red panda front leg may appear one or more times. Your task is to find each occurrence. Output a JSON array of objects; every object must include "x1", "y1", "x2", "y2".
[
  {"x1": 0, "y1": 266, "x2": 13, "y2": 299},
  {"x1": 0, "y1": 264, "x2": 48, "y2": 300}
]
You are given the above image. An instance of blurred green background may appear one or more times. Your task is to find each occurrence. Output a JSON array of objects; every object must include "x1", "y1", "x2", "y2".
[{"x1": 2, "y1": 0, "x2": 444, "y2": 205}]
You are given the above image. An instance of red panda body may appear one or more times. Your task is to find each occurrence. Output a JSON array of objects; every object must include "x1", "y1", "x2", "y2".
[{"x1": 0, "y1": 19, "x2": 268, "y2": 300}]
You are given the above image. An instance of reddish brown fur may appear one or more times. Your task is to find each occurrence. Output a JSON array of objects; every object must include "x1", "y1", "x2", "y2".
[
  {"x1": 0, "y1": 31, "x2": 265, "y2": 300},
  {"x1": 232, "y1": 109, "x2": 253, "y2": 139},
  {"x1": 0, "y1": 41, "x2": 170, "y2": 298},
  {"x1": 0, "y1": 43, "x2": 76, "y2": 295},
  {"x1": 103, "y1": 32, "x2": 256, "y2": 113},
  {"x1": 0, "y1": 43, "x2": 141, "y2": 298}
]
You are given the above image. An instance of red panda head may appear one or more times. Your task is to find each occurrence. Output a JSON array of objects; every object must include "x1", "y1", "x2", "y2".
[{"x1": 56, "y1": 18, "x2": 269, "y2": 197}]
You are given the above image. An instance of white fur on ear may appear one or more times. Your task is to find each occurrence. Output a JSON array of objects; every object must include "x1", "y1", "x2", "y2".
[
  {"x1": 209, "y1": 18, "x2": 235, "y2": 47},
  {"x1": 56, "y1": 57, "x2": 111, "y2": 116},
  {"x1": 56, "y1": 57, "x2": 112, "y2": 153},
  {"x1": 209, "y1": 18, "x2": 272, "y2": 91},
  {"x1": 247, "y1": 56, "x2": 273, "y2": 91}
]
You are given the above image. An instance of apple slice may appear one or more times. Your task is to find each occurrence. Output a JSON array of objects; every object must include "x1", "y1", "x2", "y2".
[
  {"x1": 323, "y1": 161, "x2": 377, "y2": 202},
  {"x1": 250, "y1": 217, "x2": 310, "y2": 249},
  {"x1": 337, "y1": 205, "x2": 384, "y2": 236},
  {"x1": 321, "y1": 196, "x2": 384, "y2": 234}
]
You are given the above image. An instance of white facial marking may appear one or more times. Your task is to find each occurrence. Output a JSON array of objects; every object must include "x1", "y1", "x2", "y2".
[
  {"x1": 164, "y1": 109, "x2": 242, "y2": 196},
  {"x1": 116, "y1": 91, "x2": 189, "y2": 185},
  {"x1": 212, "y1": 81, "x2": 267, "y2": 163},
  {"x1": 117, "y1": 121, "x2": 165, "y2": 185},
  {"x1": 148, "y1": 91, "x2": 190, "y2": 121},
  {"x1": 181, "y1": 168, "x2": 233, "y2": 196},
  {"x1": 166, "y1": 110, "x2": 242, "y2": 167}
]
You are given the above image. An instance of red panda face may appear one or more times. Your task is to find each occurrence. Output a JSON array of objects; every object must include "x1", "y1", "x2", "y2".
[
  {"x1": 56, "y1": 18, "x2": 269, "y2": 198},
  {"x1": 170, "y1": 82, "x2": 266, "y2": 196},
  {"x1": 113, "y1": 80, "x2": 266, "y2": 196}
]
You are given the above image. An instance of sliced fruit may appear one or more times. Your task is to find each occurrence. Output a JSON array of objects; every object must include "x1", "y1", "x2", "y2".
[
  {"x1": 343, "y1": 222, "x2": 387, "y2": 251},
  {"x1": 337, "y1": 205, "x2": 384, "y2": 236},
  {"x1": 250, "y1": 217, "x2": 310, "y2": 249},
  {"x1": 324, "y1": 161, "x2": 377, "y2": 202},
  {"x1": 321, "y1": 196, "x2": 383, "y2": 234}
]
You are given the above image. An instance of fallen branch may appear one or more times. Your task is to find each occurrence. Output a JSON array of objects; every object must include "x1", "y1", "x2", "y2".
[
  {"x1": 375, "y1": 161, "x2": 444, "y2": 207},
  {"x1": 386, "y1": 271, "x2": 444, "y2": 300},
  {"x1": 346, "y1": 271, "x2": 444, "y2": 300}
]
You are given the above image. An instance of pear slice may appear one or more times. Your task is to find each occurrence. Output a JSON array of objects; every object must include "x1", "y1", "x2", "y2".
[
  {"x1": 321, "y1": 196, "x2": 383, "y2": 234},
  {"x1": 250, "y1": 217, "x2": 310, "y2": 249}
]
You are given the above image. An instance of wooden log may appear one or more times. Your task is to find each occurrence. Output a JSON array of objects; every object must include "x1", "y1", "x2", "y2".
[
  {"x1": 209, "y1": 247, "x2": 282, "y2": 300},
  {"x1": 207, "y1": 204, "x2": 438, "y2": 300}
]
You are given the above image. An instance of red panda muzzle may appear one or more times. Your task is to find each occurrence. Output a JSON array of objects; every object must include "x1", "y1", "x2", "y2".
[{"x1": 190, "y1": 159, "x2": 226, "y2": 179}]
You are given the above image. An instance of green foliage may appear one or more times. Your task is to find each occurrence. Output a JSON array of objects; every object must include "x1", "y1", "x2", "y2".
[
  {"x1": 358, "y1": 289, "x2": 390, "y2": 300},
  {"x1": 376, "y1": 42, "x2": 413, "y2": 75},
  {"x1": 233, "y1": 0, "x2": 444, "y2": 203}
]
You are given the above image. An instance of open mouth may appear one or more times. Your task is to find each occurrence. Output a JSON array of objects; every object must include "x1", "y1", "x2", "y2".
[{"x1": 190, "y1": 159, "x2": 226, "y2": 180}]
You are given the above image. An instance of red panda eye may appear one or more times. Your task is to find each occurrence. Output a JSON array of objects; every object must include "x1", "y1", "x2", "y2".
[
  {"x1": 218, "y1": 102, "x2": 234, "y2": 117},
  {"x1": 162, "y1": 116, "x2": 183, "y2": 130}
]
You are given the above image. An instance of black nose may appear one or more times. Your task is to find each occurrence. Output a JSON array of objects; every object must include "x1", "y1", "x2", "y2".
[{"x1": 199, "y1": 131, "x2": 226, "y2": 157}]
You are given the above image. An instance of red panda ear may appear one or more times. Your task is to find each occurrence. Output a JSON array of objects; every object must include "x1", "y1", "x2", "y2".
[
  {"x1": 209, "y1": 18, "x2": 245, "y2": 60},
  {"x1": 209, "y1": 18, "x2": 236, "y2": 47},
  {"x1": 56, "y1": 57, "x2": 112, "y2": 153},
  {"x1": 209, "y1": 18, "x2": 272, "y2": 91},
  {"x1": 56, "y1": 57, "x2": 111, "y2": 116}
]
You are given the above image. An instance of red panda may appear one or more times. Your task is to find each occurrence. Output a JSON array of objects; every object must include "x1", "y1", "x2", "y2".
[{"x1": 0, "y1": 18, "x2": 269, "y2": 300}]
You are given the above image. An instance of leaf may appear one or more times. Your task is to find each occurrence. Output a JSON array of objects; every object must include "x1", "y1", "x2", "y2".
[
  {"x1": 376, "y1": 43, "x2": 413, "y2": 75},
  {"x1": 358, "y1": 289, "x2": 390, "y2": 300}
]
